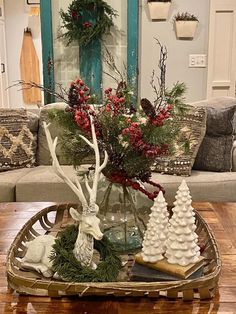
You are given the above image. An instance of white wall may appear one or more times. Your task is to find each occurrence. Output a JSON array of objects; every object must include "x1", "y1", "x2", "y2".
[
  {"x1": 140, "y1": 0, "x2": 210, "y2": 103},
  {"x1": 4, "y1": 0, "x2": 43, "y2": 108},
  {"x1": 4, "y1": 0, "x2": 210, "y2": 107}
]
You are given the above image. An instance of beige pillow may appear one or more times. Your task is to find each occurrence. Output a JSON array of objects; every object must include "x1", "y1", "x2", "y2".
[
  {"x1": 152, "y1": 106, "x2": 207, "y2": 176},
  {"x1": 0, "y1": 109, "x2": 35, "y2": 171}
]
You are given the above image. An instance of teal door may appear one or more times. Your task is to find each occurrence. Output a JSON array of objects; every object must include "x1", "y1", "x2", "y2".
[{"x1": 40, "y1": 0, "x2": 139, "y2": 104}]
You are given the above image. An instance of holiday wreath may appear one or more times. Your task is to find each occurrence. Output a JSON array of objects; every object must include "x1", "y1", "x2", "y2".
[
  {"x1": 60, "y1": 0, "x2": 117, "y2": 46},
  {"x1": 51, "y1": 225, "x2": 122, "y2": 282}
]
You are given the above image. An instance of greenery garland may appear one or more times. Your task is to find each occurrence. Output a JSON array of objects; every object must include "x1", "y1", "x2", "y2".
[
  {"x1": 50, "y1": 224, "x2": 122, "y2": 282},
  {"x1": 60, "y1": 0, "x2": 117, "y2": 46}
]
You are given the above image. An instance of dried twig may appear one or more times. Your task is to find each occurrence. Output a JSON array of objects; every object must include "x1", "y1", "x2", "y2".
[
  {"x1": 10, "y1": 80, "x2": 70, "y2": 105},
  {"x1": 102, "y1": 46, "x2": 126, "y2": 84},
  {"x1": 151, "y1": 38, "x2": 168, "y2": 110}
]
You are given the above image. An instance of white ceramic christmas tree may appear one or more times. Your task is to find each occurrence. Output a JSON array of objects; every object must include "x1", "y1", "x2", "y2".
[
  {"x1": 165, "y1": 180, "x2": 200, "y2": 266},
  {"x1": 141, "y1": 191, "x2": 169, "y2": 263}
]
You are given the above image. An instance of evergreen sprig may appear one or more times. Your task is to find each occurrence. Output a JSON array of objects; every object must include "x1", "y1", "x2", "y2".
[
  {"x1": 50, "y1": 224, "x2": 122, "y2": 282},
  {"x1": 60, "y1": 0, "x2": 117, "y2": 46}
]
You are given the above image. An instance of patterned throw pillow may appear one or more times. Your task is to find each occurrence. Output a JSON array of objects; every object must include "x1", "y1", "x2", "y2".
[
  {"x1": 0, "y1": 109, "x2": 35, "y2": 171},
  {"x1": 151, "y1": 105, "x2": 207, "y2": 176}
]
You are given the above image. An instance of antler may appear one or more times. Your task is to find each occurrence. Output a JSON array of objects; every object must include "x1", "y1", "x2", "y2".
[
  {"x1": 43, "y1": 121, "x2": 88, "y2": 208},
  {"x1": 79, "y1": 115, "x2": 108, "y2": 207},
  {"x1": 43, "y1": 115, "x2": 108, "y2": 211}
]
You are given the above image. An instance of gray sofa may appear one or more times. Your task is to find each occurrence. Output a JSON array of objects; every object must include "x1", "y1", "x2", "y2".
[{"x1": 1, "y1": 99, "x2": 236, "y2": 205}]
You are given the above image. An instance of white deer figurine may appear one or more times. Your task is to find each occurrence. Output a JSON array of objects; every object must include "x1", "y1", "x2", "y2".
[
  {"x1": 20, "y1": 115, "x2": 108, "y2": 277},
  {"x1": 21, "y1": 235, "x2": 55, "y2": 278}
]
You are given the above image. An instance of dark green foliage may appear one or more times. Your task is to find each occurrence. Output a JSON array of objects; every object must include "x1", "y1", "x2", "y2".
[
  {"x1": 174, "y1": 12, "x2": 199, "y2": 21},
  {"x1": 50, "y1": 224, "x2": 122, "y2": 282},
  {"x1": 165, "y1": 82, "x2": 188, "y2": 114},
  {"x1": 48, "y1": 109, "x2": 94, "y2": 167},
  {"x1": 60, "y1": 0, "x2": 117, "y2": 46}
]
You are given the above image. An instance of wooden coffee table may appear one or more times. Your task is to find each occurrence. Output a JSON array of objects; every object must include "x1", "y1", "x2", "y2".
[{"x1": 1, "y1": 202, "x2": 236, "y2": 313}]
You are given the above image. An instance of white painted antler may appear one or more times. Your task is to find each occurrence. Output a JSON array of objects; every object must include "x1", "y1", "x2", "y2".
[
  {"x1": 79, "y1": 115, "x2": 108, "y2": 207},
  {"x1": 43, "y1": 121, "x2": 88, "y2": 209},
  {"x1": 43, "y1": 115, "x2": 108, "y2": 268}
]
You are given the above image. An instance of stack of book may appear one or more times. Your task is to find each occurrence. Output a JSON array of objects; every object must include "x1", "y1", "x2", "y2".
[{"x1": 130, "y1": 253, "x2": 205, "y2": 282}]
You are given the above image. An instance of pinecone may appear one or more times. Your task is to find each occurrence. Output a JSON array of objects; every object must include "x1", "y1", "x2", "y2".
[
  {"x1": 116, "y1": 81, "x2": 127, "y2": 98},
  {"x1": 68, "y1": 86, "x2": 79, "y2": 108},
  {"x1": 141, "y1": 98, "x2": 156, "y2": 119}
]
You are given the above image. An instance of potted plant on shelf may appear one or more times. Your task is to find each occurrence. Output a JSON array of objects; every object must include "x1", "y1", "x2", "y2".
[
  {"x1": 147, "y1": 0, "x2": 172, "y2": 21},
  {"x1": 174, "y1": 12, "x2": 199, "y2": 39}
]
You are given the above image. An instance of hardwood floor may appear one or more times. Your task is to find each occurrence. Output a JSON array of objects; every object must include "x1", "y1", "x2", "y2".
[{"x1": 0, "y1": 202, "x2": 236, "y2": 313}]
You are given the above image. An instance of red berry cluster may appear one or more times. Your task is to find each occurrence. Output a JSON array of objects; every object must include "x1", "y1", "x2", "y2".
[
  {"x1": 104, "y1": 88, "x2": 125, "y2": 116},
  {"x1": 150, "y1": 104, "x2": 173, "y2": 126},
  {"x1": 68, "y1": 79, "x2": 90, "y2": 109},
  {"x1": 83, "y1": 21, "x2": 93, "y2": 28},
  {"x1": 108, "y1": 173, "x2": 164, "y2": 200},
  {"x1": 74, "y1": 108, "x2": 101, "y2": 137},
  {"x1": 122, "y1": 123, "x2": 166, "y2": 159},
  {"x1": 75, "y1": 109, "x2": 91, "y2": 134},
  {"x1": 71, "y1": 10, "x2": 78, "y2": 19}
]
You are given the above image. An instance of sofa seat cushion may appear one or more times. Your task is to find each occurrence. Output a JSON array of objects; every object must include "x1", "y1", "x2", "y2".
[
  {"x1": 15, "y1": 165, "x2": 236, "y2": 205},
  {"x1": 0, "y1": 168, "x2": 32, "y2": 201},
  {"x1": 15, "y1": 165, "x2": 88, "y2": 202},
  {"x1": 148, "y1": 170, "x2": 236, "y2": 204}
]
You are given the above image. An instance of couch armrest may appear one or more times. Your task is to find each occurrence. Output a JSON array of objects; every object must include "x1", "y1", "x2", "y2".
[{"x1": 232, "y1": 141, "x2": 236, "y2": 171}]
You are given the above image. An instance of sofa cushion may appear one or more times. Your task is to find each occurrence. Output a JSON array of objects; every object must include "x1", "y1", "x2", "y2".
[
  {"x1": 15, "y1": 165, "x2": 85, "y2": 202},
  {"x1": 0, "y1": 109, "x2": 36, "y2": 171},
  {"x1": 15, "y1": 165, "x2": 236, "y2": 205},
  {"x1": 37, "y1": 103, "x2": 69, "y2": 165},
  {"x1": 0, "y1": 167, "x2": 32, "y2": 201},
  {"x1": 194, "y1": 135, "x2": 234, "y2": 172},
  {"x1": 151, "y1": 105, "x2": 206, "y2": 176},
  {"x1": 148, "y1": 170, "x2": 236, "y2": 205},
  {"x1": 192, "y1": 99, "x2": 236, "y2": 172},
  {"x1": 191, "y1": 97, "x2": 236, "y2": 133}
]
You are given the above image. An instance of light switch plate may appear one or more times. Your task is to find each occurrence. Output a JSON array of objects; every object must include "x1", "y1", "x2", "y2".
[{"x1": 189, "y1": 54, "x2": 207, "y2": 68}]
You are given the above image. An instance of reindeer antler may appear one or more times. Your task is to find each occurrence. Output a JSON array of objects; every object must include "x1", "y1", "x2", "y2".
[
  {"x1": 79, "y1": 115, "x2": 108, "y2": 206},
  {"x1": 43, "y1": 115, "x2": 108, "y2": 211},
  {"x1": 43, "y1": 122, "x2": 88, "y2": 208}
]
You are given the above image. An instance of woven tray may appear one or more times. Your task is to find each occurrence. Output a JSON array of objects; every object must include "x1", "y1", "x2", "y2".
[{"x1": 6, "y1": 203, "x2": 221, "y2": 300}]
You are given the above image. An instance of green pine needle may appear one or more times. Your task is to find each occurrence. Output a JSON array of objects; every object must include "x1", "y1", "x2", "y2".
[{"x1": 50, "y1": 225, "x2": 122, "y2": 282}]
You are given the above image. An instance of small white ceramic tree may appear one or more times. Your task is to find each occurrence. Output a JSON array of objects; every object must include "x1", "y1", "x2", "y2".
[
  {"x1": 165, "y1": 180, "x2": 200, "y2": 266},
  {"x1": 141, "y1": 191, "x2": 169, "y2": 263}
]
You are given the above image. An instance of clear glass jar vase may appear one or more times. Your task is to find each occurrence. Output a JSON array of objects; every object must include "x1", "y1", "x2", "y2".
[{"x1": 97, "y1": 179, "x2": 151, "y2": 253}]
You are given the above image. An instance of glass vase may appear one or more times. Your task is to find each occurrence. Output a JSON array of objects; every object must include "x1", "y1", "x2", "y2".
[{"x1": 97, "y1": 179, "x2": 151, "y2": 253}]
